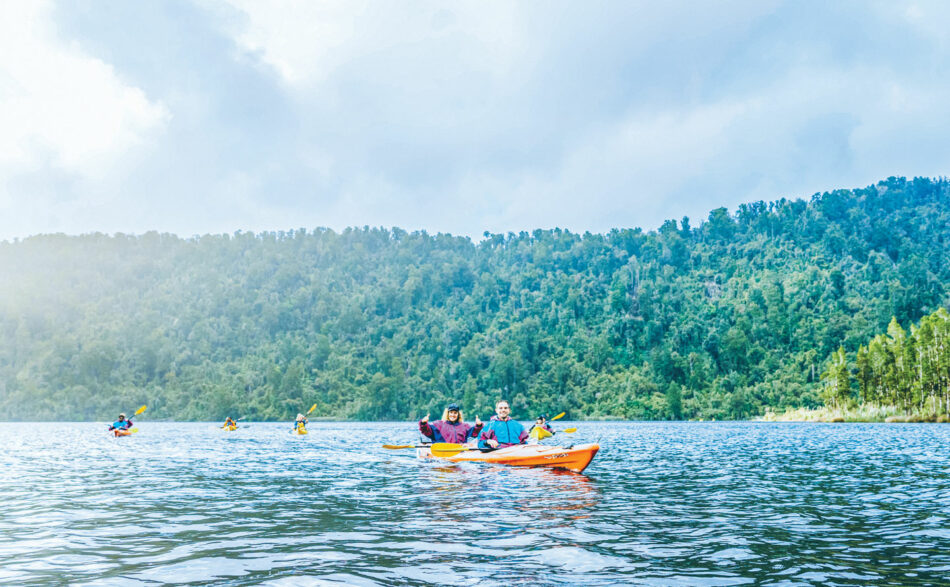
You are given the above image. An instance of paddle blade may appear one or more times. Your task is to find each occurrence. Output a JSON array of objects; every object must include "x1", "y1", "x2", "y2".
[
  {"x1": 134, "y1": 405, "x2": 147, "y2": 416},
  {"x1": 562, "y1": 427, "x2": 577, "y2": 433},
  {"x1": 429, "y1": 442, "x2": 471, "y2": 457},
  {"x1": 430, "y1": 442, "x2": 467, "y2": 451},
  {"x1": 430, "y1": 446, "x2": 469, "y2": 458},
  {"x1": 550, "y1": 412, "x2": 566, "y2": 421},
  {"x1": 306, "y1": 403, "x2": 317, "y2": 415},
  {"x1": 382, "y1": 444, "x2": 417, "y2": 450},
  {"x1": 129, "y1": 428, "x2": 139, "y2": 433}
]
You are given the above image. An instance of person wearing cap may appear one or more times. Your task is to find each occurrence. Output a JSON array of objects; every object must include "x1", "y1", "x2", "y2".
[
  {"x1": 222, "y1": 416, "x2": 237, "y2": 429},
  {"x1": 529, "y1": 414, "x2": 555, "y2": 436},
  {"x1": 419, "y1": 402, "x2": 483, "y2": 444},
  {"x1": 293, "y1": 413, "x2": 308, "y2": 432},
  {"x1": 108, "y1": 413, "x2": 133, "y2": 432},
  {"x1": 478, "y1": 400, "x2": 528, "y2": 450}
]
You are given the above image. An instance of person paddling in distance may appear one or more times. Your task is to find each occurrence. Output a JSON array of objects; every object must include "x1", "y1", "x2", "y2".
[
  {"x1": 108, "y1": 413, "x2": 133, "y2": 433},
  {"x1": 478, "y1": 400, "x2": 528, "y2": 450},
  {"x1": 419, "y1": 402, "x2": 483, "y2": 444},
  {"x1": 529, "y1": 414, "x2": 555, "y2": 436},
  {"x1": 293, "y1": 413, "x2": 307, "y2": 432},
  {"x1": 223, "y1": 416, "x2": 237, "y2": 429}
]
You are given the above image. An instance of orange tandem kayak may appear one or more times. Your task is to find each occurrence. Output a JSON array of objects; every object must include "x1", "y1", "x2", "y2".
[
  {"x1": 418, "y1": 443, "x2": 599, "y2": 473},
  {"x1": 113, "y1": 429, "x2": 133, "y2": 437}
]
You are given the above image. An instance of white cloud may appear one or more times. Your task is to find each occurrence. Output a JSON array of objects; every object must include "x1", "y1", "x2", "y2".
[
  {"x1": 216, "y1": 0, "x2": 523, "y2": 87},
  {"x1": 0, "y1": 1, "x2": 169, "y2": 183},
  {"x1": 218, "y1": 0, "x2": 359, "y2": 84}
]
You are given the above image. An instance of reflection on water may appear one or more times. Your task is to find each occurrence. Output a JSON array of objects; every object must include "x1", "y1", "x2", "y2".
[{"x1": 0, "y1": 422, "x2": 949, "y2": 585}]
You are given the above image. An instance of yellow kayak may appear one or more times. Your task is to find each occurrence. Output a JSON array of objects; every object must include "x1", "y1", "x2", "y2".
[
  {"x1": 529, "y1": 427, "x2": 553, "y2": 441},
  {"x1": 295, "y1": 426, "x2": 308, "y2": 435},
  {"x1": 222, "y1": 425, "x2": 237, "y2": 431}
]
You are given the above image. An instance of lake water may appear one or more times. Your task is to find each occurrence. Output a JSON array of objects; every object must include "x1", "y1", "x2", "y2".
[{"x1": 1, "y1": 422, "x2": 949, "y2": 585}]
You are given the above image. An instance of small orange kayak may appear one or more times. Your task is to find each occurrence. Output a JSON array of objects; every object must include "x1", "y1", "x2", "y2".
[
  {"x1": 113, "y1": 429, "x2": 133, "y2": 437},
  {"x1": 418, "y1": 443, "x2": 599, "y2": 473}
]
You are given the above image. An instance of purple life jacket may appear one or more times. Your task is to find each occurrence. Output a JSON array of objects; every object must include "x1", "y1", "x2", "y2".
[{"x1": 430, "y1": 420, "x2": 481, "y2": 444}]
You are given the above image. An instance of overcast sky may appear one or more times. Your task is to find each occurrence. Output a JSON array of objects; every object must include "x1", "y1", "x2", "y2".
[{"x1": 1, "y1": 1, "x2": 949, "y2": 241}]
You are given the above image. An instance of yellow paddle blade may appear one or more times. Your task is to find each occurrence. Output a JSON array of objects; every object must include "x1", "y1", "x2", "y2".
[
  {"x1": 550, "y1": 412, "x2": 566, "y2": 421},
  {"x1": 430, "y1": 446, "x2": 470, "y2": 457},
  {"x1": 429, "y1": 442, "x2": 472, "y2": 457},
  {"x1": 430, "y1": 442, "x2": 467, "y2": 451},
  {"x1": 562, "y1": 427, "x2": 577, "y2": 433},
  {"x1": 134, "y1": 405, "x2": 147, "y2": 416},
  {"x1": 382, "y1": 444, "x2": 416, "y2": 450},
  {"x1": 306, "y1": 403, "x2": 317, "y2": 415},
  {"x1": 129, "y1": 428, "x2": 139, "y2": 433}
]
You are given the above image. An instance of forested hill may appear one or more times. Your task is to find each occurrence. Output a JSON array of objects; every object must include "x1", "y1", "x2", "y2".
[{"x1": 1, "y1": 176, "x2": 948, "y2": 422}]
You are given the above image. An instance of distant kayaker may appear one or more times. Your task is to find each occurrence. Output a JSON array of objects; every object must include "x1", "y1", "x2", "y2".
[
  {"x1": 294, "y1": 413, "x2": 307, "y2": 432},
  {"x1": 223, "y1": 417, "x2": 237, "y2": 429},
  {"x1": 108, "y1": 413, "x2": 133, "y2": 432},
  {"x1": 478, "y1": 400, "x2": 528, "y2": 449},
  {"x1": 529, "y1": 414, "x2": 555, "y2": 436},
  {"x1": 419, "y1": 402, "x2": 483, "y2": 444}
]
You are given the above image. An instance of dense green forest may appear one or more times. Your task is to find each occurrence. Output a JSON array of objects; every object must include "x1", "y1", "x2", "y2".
[
  {"x1": 1, "y1": 176, "x2": 948, "y2": 422},
  {"x1": 821, "y1": 308, "x2": 950, "y2": 417}
]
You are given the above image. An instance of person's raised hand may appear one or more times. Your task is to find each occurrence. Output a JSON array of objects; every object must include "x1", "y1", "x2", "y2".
[
  {"x1": 475, "y1": 415, "x2": 482, "y2": 426},
  {"x1": 487, "y1": 439, "x2": 498, "y2": 448},
  {"x1": 422, "y1": 414, "x2": 430, "y2": 424}
]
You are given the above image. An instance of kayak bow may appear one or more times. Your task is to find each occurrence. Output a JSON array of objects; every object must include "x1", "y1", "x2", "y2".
[{"x1": 529, "y1": 427, "x2": 553, "y2": 441}]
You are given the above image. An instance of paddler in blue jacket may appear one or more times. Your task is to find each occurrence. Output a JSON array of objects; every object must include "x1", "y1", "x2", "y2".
[
  {"x1": 108, "y1": 413, "x2": 133, "y2": 432},
  {"x1": 478, "y1": 400, "x2": 528, "y2": 449},
  {"x1": 419, "y1": 402, "x2": 483, "y2": 444}
]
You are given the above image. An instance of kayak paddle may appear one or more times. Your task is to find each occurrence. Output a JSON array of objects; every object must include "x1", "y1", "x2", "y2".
[
  {"x1": 306, "y1": 403, "x2": 317, "y2": 415},
  {"x1": 550, "y1": 412, "x2": 565, "y2": 421},
  {"x1": 561, "y1": 427, "x2": 577, "y2": 433},
  {"x1": 382, "y1": 444, "x2": 430, "y2": 450},
  {"x1": 430, "y1": 442, "x2": 477, "y2": 457}
]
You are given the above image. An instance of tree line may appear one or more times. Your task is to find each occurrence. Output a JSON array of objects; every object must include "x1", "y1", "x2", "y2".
[
  {"x1": 1, "y1": 176, "x2": 948, "y2": 421},
  {"x1": 822, "y1": 309, "x2": 950, "y2": 416}
]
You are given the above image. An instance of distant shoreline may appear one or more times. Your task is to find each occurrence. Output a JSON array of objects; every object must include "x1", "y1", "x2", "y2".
[{"x1": 757, "y1": 405, "x2": 950, "y2": 423}]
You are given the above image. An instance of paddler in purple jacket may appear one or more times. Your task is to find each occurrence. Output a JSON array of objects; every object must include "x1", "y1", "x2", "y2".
[
  {"x1": 419, "y1": 402, "x2": 483, "y2": 444},
  {"x1": 478, "y1": 400, "x2": 528, "y2": 449}
]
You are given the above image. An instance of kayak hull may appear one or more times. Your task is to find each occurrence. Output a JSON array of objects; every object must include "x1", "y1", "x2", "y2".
[
  {"x1": 223, "y1": 425, "x2": 237, "y2": 431},
  {"x1": 419, "y1": 443, "x2": 599, "y2": 473},
  {"x1": 113, "y1": 429, "x2": 132, "y2": 437},
  {"x1": 296, "y1": 427, "x2": 308, "y2": 435},
  {"x1": 529, "y1": 427, "x2": 553, "y2": 441}
]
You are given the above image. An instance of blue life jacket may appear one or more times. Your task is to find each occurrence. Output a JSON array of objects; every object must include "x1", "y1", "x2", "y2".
[
  {"x1": 112, "y1": 420, "x2": 129, "y2": 430},
  {"x1": 478, "y1": 418, "x2": 526, "y2": 449}
]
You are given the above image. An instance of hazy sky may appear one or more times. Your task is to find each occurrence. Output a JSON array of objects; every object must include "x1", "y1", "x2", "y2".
[{"x1": 1, "y1": 1, "x2": 949, "y2": 241}]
